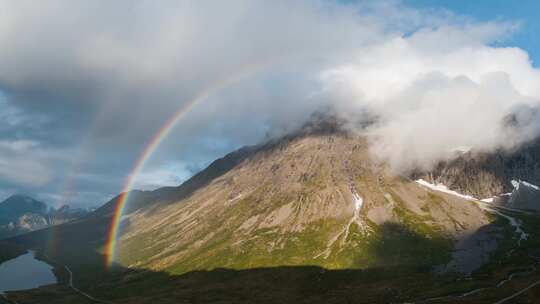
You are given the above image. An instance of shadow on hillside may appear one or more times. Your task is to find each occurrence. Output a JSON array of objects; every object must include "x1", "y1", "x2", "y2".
[
  {"x1": 3, "y1": 254, "x2": 445, "y2": 304},
  {"x1": 0, "y1": 240, "x2": 26, "y2": 264},
  {"x1": 359, "y1": 222, "x2": 454, "y2": 272},
  {"x1": 3, "y1": 219, "x2": 529, "y2": 304}
]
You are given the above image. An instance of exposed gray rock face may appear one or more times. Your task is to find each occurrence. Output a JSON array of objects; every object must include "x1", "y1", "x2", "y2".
[
  {"x1": 16, "y1": 213, "x2": 49, "y2": 232},
  {"x1": 501, "y1": 180, "x2": 540, "y2": 211},
  {"x1": 417, "y1": 140, "x2": 540, "y2": 200}
]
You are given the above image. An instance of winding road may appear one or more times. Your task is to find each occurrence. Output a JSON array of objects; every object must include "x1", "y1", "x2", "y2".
[
  {"x1": 493, "y1": 278, "x2": 540, "y2": 304},
  {"x1": 411, "y1": 261, "x2": 540, "y2": 304},
  {"x1": 40, "y1": 253, "x2": 113, "y2": 304},
  {"x1": 63, "y1": 265, "x2": 113, "y2": 304}
]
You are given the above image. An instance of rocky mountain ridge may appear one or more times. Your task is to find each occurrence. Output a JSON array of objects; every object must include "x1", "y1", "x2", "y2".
[{"x1": 417, "y1": 140, "x2": 540, "y2": 200}]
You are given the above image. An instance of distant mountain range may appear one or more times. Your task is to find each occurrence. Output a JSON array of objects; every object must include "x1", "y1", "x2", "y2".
[{"x1": 0, "y1": 194, "x2": 89, "y2": 239}]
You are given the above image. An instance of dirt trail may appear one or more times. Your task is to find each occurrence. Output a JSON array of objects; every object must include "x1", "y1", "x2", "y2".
[{"x1": 42, "y1": 253, "x2": 113, "y2": 304}]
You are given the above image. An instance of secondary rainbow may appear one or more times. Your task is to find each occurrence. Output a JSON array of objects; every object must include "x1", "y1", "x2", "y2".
[{"x1": 104, "y1": 64, "x2": 267, "y2": 267}]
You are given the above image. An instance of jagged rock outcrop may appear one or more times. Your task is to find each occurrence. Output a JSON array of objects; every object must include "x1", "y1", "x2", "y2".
[{"x1": 417, "y1": 140, "x2": 540, "y2": 200}]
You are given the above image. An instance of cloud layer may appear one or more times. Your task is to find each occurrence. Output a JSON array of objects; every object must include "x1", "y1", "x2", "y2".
[
  {"x1": 321, "y1": 27, "x2": 540, "y2": 171},
  {"x1": 0, "y1": 0, "x2": 539, "y2": 206}
]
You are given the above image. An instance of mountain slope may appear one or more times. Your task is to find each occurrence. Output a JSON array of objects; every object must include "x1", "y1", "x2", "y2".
[{"x1": 113, "y1": 132, "x2": 493, "y2": 275}]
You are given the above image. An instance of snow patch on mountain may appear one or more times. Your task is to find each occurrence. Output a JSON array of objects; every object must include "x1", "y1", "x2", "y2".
[
  {"x1": 415, "y1": 179, "x2": 476, "y2": 200},
  {"x1": 451, "y1": 146, "x2": 472, "y2": 154},
  {"x1": 512, "y1": 179, "x2": 540, "y2": 191},
  {"x1": 353, "y1": 192, "x2": 363, "y2": 211}
]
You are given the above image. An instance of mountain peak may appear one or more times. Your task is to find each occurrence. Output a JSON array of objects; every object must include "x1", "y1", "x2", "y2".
[
  {"x1": 297, "y1": 110, "x2": 346, "y2": 136},
  {"x1": 1, "y1": 194, "x2": 47, "y2": 211},
  {"x1": 4, "y1": 194, "x2": 38, "y2": 202},
  {"x1": 292, "y1": 108, "x2": 377, "y2": 140}
]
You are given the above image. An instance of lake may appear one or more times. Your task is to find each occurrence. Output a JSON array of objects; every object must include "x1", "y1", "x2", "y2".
[{"x1": 0, "y1": 250, "x2": 57, "y2": 293}]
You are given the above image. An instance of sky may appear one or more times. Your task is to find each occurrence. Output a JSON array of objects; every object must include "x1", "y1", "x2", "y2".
[
  {"x1": 405, "y1": 0, "x2": 540, "y2": 66},
  {"x1": 0, "y1": 0, "x2": 539, "y2": 208}
]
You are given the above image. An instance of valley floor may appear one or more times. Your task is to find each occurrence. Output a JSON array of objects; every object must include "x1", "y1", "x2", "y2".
[{"x1": 3, "y1": 205, "x2": 540, "y2": 304}]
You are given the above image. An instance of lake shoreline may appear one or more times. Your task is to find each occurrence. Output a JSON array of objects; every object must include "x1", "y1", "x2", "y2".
[{"x1": 0, "y1": 250, "x2": 57, "y2": 295}]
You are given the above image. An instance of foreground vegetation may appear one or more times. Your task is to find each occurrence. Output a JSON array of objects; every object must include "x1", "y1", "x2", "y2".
[{"x1": 1, "y1": 207, "x2": 540, "y2": 303}]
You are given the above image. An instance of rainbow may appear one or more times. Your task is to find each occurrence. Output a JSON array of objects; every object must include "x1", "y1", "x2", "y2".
[
  {"x1": 104, "y1": 86, "x2": 217, "y2": 267},
  {"x1": 104, "y1": 65, "x2": 266, "y2": 267}
]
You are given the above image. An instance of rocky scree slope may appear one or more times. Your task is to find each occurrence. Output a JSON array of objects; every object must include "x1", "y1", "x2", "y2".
[{"x1": 111, "y1": 130, "x2": 495, "y2": 275}]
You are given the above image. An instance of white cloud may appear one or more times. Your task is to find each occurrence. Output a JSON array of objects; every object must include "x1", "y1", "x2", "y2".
[
  {"x1": 0, "y1": 0, "x2": 539, "y2": 202},
  {"x1": 320, "y1": 23, "x2": 540, "y2": 171},
  {"x1": 133, "y1": 163, "x2": 193, "y2": 191},
  {"x1": 0, "y1": 140, "x2": 53, "y2": 186}
]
